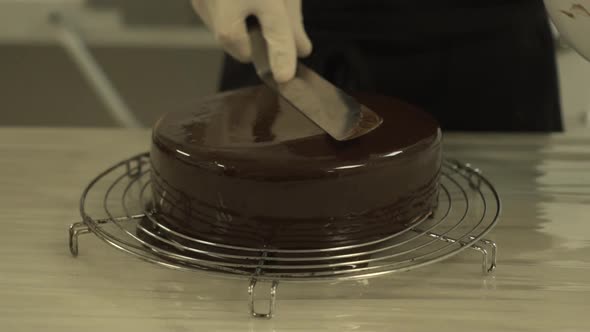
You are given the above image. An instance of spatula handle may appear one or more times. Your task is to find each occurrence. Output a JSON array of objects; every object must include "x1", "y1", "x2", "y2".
[{"x1": 246, "y1": 16, "x2": 273, "y2": 80}]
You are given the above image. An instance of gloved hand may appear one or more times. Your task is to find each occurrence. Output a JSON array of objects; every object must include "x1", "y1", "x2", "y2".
[
  {"x1": 545, "y1": 0, "x2": 590, "y2": 61},
  {"x1": 191, "y1": 0, "x2": 312, "y2": 82}
]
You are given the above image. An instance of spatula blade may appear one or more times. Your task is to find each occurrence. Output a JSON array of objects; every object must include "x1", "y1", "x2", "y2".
[{"x1": 248, "y1": 26, "x2": 383, "y2": 141}]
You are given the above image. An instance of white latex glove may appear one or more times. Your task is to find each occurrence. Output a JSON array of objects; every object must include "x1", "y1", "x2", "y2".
[
  {"x1": 545, "y1": 0, "x2": 590, "y2": 61},
  {"x1": 191, "y1": 0, "x2": 312, "y2": 82}
]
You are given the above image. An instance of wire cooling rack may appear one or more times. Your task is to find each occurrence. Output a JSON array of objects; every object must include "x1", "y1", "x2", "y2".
[{"x1": 68, "y1": 153, "x2": 500, "y2": 318}]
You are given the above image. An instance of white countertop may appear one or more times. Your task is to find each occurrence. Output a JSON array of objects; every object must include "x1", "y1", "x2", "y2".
[{"x1": 1, "y1": 128, "x2": 589, "y2": 331}]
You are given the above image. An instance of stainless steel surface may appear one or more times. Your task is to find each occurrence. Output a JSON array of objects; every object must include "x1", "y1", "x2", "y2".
[
  {"x1": 248, "y1": 26, "x2": 383, "y2": 141},
  {"x1": 68, "y1": 153, "x2": 500, "y2": 318},
  {"x1": 2, "y1": 128, "x2": 589, "y2": 330}
]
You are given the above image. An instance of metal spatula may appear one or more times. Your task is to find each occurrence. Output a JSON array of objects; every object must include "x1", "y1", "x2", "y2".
[{"x1": 247, "y1": 20, "x2": 383, "y2": 141}]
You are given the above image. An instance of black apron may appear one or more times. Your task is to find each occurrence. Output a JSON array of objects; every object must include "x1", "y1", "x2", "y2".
[{"x1": 218, "y1": 0, "x2": 562, "y2": 132}]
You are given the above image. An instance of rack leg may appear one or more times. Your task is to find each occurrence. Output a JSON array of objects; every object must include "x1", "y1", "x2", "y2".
[
  {"x1": 426, "y1": 231, "x2": 497, "y2": 275},
  {"x1": 248, "y1": 279, "x2": 279, "y2": 319},
  {"x1": 125, "y1": 156, "x2": 143, "y2": 178},
  {"x1": 447, "y1": 160, "x2": 483, "y2": 189},
  {"x1": 462, "y1": 163, "x2": 482, "y2": 189},
  {"x1": 69, "y1": 222, "x2": 90, "y2": 257},
  {"x1": 469, "y1": 238, "x2": 497, "y2": 274},
  {"x1": 467, "y1": 171, "x2": 482, "y2": 189}
]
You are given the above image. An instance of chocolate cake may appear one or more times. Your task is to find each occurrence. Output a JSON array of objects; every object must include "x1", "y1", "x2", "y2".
[{"x1": 149, "y1": 85, "x2": 441, "y2": 250}]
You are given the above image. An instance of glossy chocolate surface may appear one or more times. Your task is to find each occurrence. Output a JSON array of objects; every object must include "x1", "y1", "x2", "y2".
[{"x1": 150, "y1": 85, "x2": 441, "y2": 249}]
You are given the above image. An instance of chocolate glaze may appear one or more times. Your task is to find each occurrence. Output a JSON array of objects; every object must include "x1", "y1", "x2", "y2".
[{"x1": 150, "y1": 85, "x2": 442, "y2": 249}]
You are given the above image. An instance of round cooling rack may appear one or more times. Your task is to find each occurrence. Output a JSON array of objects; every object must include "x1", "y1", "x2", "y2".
[{"x1": 68, "y1": 152, "x2": 500, "y2": 318}]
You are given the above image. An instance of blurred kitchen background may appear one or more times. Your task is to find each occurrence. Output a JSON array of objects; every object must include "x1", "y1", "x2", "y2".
[{"x1": 1, "y1": 0, "x2": 589, "y2": 131}]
